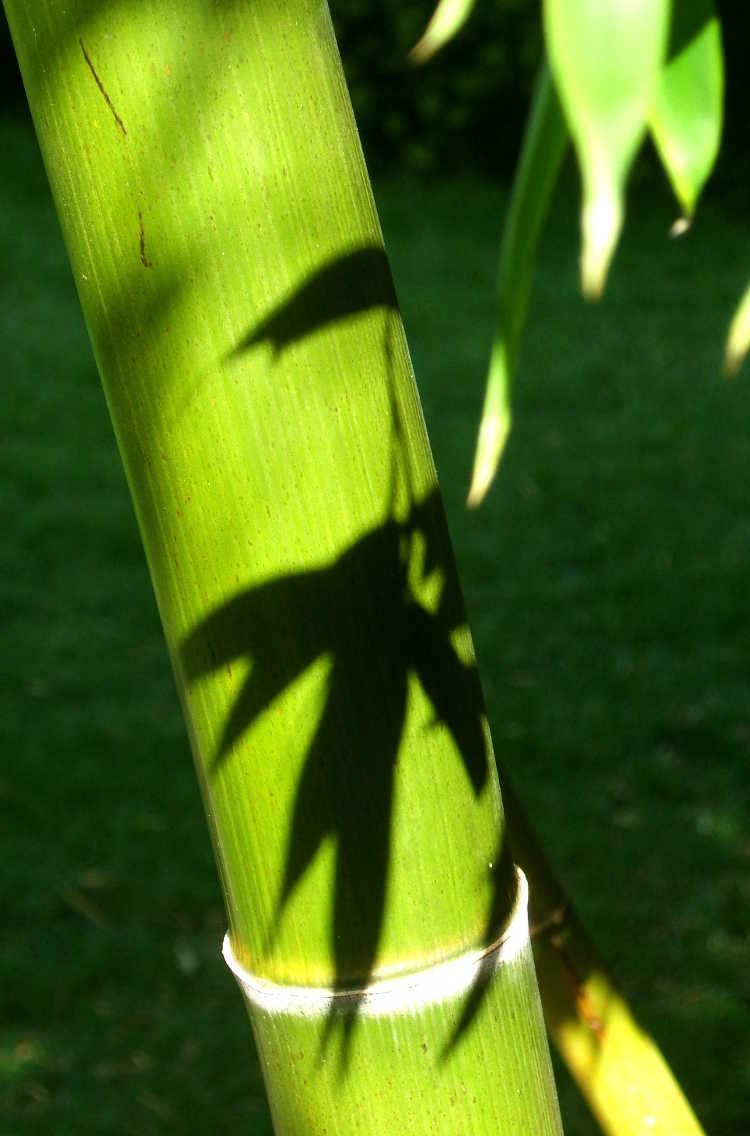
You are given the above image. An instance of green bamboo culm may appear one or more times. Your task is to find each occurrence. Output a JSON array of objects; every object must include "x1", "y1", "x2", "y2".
[{"x1": 5, "y1": 1, "x2": 563, "y2": 1131}]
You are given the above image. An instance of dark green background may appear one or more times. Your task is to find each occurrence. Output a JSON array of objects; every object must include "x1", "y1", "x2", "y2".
[{"x1": 2, "y1": 2, "x2": 748, "y2": 182}]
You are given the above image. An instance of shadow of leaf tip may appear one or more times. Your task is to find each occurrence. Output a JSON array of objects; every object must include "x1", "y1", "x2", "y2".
[{"x1": 229, "y1": 244, "x2": 399, "y2": 358}]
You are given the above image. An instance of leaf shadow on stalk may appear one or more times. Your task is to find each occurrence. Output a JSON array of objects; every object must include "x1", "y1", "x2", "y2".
[
  {"x1": 228, "y1": 244, "x2": 398, "y2": 357},
  {"x1": 182, "y1": 246, "x2": 514, "y2": 1065},
  {"x1": 182, "y1": 492, "x2": 493, "y2": 1046}
]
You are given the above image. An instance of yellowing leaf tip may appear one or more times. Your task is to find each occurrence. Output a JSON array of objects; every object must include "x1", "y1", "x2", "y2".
[
  {"x1": 669, "y1": 216, "x2": 691, "y2": 239},
  {"x1": 467, "y1": 412, "x2": 510, "y2": 508},
  {"x1": 581, "y1": 191, "x2": 623, "y2": 301},
  {"x1": 723, "y1": 283, "x2": 750, "y2": 379},
  {"x1": 408, "y1": 32, "x2": 437, "y2": 66},
  {"x1": 723, "y1": 345, "x2": 745, "y2": 379},
  {"x1": 408, "y1": 0, "x2": 475, "y2": 67}
]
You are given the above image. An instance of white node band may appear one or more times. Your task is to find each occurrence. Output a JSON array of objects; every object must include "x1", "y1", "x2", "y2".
[{"x1": 222, "y1": 867, "x2": 528, "y2": 1018}]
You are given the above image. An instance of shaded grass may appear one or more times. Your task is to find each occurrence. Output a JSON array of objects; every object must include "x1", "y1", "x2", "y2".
[{"x1": 2, "y1": 112, "x2": 748, "y2": 1133}]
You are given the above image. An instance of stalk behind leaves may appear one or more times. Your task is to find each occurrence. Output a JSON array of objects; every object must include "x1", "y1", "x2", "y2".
[{"x1": 505, "y1": 783, "x2": 707, "y2": 1136}]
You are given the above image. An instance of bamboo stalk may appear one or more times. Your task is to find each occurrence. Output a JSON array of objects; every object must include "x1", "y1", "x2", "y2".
[
  {"x1": 5, "y1": 1, "x2": 562, "y2": 1131},
  {"x1": 504, "y1": 781, "x2": 706, "y2": 1136}
]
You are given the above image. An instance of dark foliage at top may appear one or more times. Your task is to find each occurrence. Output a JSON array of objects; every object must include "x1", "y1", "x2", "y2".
[
  {"x1": 3, "y1": 1, "x2": 749, "y2": 185},
  {"x1": 331, "y1": 0, "x2": 541, "y2": 174}
]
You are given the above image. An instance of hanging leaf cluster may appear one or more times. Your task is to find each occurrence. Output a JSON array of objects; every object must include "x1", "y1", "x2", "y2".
[{"x1": 413, "y1": 0, "x2": 745, "y2": 504}]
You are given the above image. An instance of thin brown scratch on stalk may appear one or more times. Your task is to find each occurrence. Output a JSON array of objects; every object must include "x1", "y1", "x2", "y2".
[
  {"x1": 138, "y1": 213, "x2": 152, "y2": 268},
  {"x1": 79, "y1": 38, "x2": 127, "y2": 136}
]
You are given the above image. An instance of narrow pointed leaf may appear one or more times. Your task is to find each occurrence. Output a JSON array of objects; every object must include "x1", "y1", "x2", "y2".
[
  {"x1": 468, "y1": 65, "x2": 567, "y2": 507},
  {"x1": 409, "y1": 0, "x2": 475, "y2": 66},
  {"x1": 649, "y1": 0, "x2": 724, "y2": 217},
  {"x1": 724, "y1": 281, "x2": 750, "y2": 377},
  {"x1": 544, "y1": 0, "x2": 670, "y2": 298}
]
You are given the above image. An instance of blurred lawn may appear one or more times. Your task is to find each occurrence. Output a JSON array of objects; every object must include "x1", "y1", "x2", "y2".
[{"x1": 2, "y1": 110, "x2": 748, "y2": 1134}]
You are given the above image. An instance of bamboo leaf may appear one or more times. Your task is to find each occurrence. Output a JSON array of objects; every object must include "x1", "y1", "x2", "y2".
[
  {"x1": 468, "y1": 65, "x2": 567, "y2": 507},
  {"x1": 409, "y1": 0, "x2": 475, "y2": 66},
  {"x1": 649, "y1": 0, "x2": 724, "y2": 218},
  {"x1": 544, "y1": 0, "x2": 671, "y2": 297},
  {"x1": 724, "y1": 281, "x2": 750, "y2": 376}
]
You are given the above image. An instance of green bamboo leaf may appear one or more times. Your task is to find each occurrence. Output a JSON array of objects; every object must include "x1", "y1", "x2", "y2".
[
  {"x1": 468, "y1": 64, "x2": 567, "y2": 507},
  {"x1": 724, "y1": 282, "x2": 750, "y2": 377},
  {"x1": 409, "y1": 0, "x2": 475, "y2": 65},
  {"x1": 649, "y1": 0, "x2": 724, "y2": 219},
  {"x1": 544, "y1": 0, "x2": 671, "y2": 298}
]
